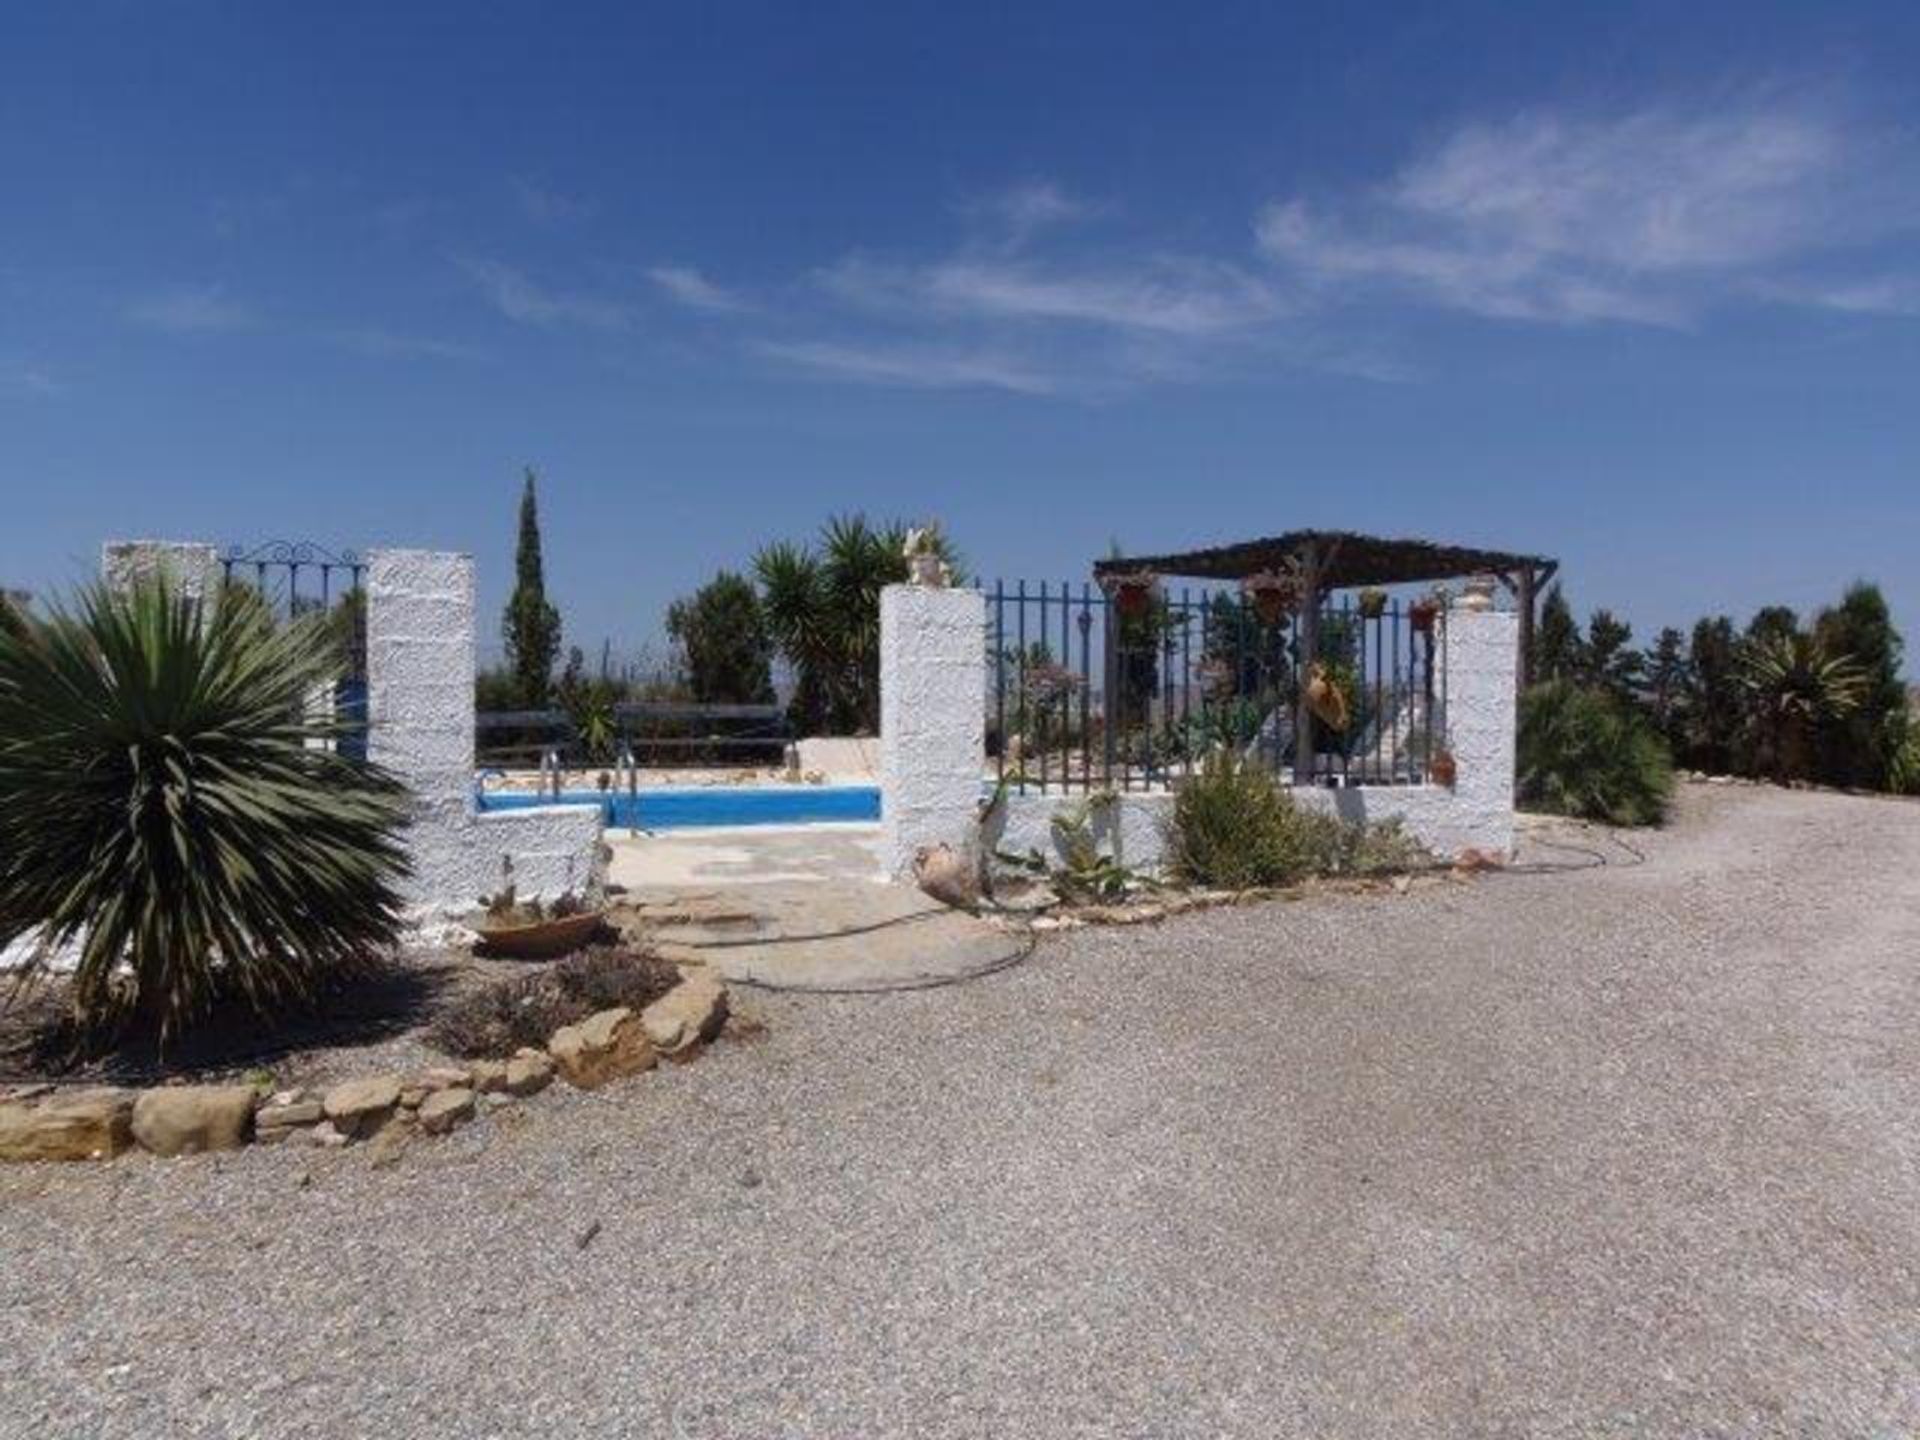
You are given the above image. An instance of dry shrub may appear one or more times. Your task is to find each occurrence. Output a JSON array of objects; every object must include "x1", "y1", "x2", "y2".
[{"x1": 429, "y1": 946, "x2": 682, "y2": 1058}]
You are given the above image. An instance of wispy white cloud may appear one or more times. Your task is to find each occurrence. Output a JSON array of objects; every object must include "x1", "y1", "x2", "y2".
[
  {"x1": 750, "y1": 339, "x2": 1062, "y2": 396},
  {"x1": 126, "y1": 283, "x2": 254, "y2": 333},
  {"x1": 821, "y1": 253, "x2": 1279, "y2": 336},
  {"x1": 510, "y1": 178, "x2": 596, "y2": 226},
  {"x1": 647, "y1": 264, "x2": 751, "y2": 314},
  {"x1": 457, "y1": 258, "x2": 631, "y2": 329},
  {"x1": 1256, "y1": 95, "x2": 1920, "y2": 325},
  {"x1": 1770, "y1": 275, "x2": 1920, "y2": 317},
  {"x1": 964, "y1": 180, "x2": 1095, "y2": 248},
  {"x1": 1, "y1": 362, "x2": 61, "y2": 397},
  {"x1": 327, "y1": 328, "x2": 490, "y2": 362}
]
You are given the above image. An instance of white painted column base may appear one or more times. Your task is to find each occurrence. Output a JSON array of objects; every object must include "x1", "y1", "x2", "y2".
[{"x1": 880, "y1": 584, "x2": 986, "y2": 878}]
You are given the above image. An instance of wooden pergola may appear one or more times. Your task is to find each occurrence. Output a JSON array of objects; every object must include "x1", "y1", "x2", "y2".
[{"x1": 1094, "y1": 529, "x2": 1557, "y2": 782}]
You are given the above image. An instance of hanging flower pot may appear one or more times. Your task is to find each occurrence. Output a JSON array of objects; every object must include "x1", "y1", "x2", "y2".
[
  {"x1": 1305, "y1": 663, "x2": 1351, "y2": 732},
  {"x1": 1103, "y1": 570, "x2": 1159, "y2": 621},
  {"x1": 1429, "y1": 747, "x2": 1457, "y2": 787},
  {"x1": 1357, "y1": 587, "x2": 1388, "y2": 620},
  {"x1": 1239, "y1": 569, "x2": 1298, "y2": 627},
  {"x1": 1408, "y1": 598, "x2": 1440, "y2": 633}
]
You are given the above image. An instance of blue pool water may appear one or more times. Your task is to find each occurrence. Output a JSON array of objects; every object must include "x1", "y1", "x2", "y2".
[{"x1": 477, "y1": 785, "x2": 880, "y2": 830}]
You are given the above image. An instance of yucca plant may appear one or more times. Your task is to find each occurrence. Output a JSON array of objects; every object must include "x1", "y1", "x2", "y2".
[
  {"x1": 0, "y1": 577, "x2": 411, "y2": 1047},
  {"x1": 1739, "y1": 632, "x2": 1866, "y2": 784}
]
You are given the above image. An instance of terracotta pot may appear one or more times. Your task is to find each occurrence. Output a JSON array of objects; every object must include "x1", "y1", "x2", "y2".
[
  {"x1": 473, "y1": 909, "x2": 604, "y2": 960},
  {"x1": 1112, "y1": 579, "x2": 1156, "y2": 620},
  {"x1": 1409, "y1": 600, "x2": 1439, "y2": 633},
  {"x1": 1240, "y1": 571, "x2": 1297, "y2": 627},
  {"x1": 1429, "y1": 749, "x2": 1457, "y2": 787},
  {"x1": 1305, "y1": 665, "x2": 1350, "y2": 732}
]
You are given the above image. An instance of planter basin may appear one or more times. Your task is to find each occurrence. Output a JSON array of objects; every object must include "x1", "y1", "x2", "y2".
[{"x1": 474, "y1": 909, "x2": 604, "y2": 960}]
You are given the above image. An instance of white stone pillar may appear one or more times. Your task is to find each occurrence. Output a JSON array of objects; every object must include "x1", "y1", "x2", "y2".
[
  {"x1": 880, "y1": 584, "x2": 986, "y2": 878},
  {"x1": 366, "y1": 549, "x2": 478, "y2": 906},
  {"x1": 101, "y1": 540, "x2": 222, "y2": 602},
  {"x1": 1437, "y1": 600, "x2": 1519, "y2": 858}
]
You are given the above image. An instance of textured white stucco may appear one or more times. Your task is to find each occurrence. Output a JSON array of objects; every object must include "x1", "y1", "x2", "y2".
[
  {"x1": 880, "y1": 584, "x2": 987, "y2": 877},
  {"x1": 101, "y1": 540, "x2": 222, "y2": 602},
  {"x1": 364, "y1": 548, "x2": 603, "y2": 915}
]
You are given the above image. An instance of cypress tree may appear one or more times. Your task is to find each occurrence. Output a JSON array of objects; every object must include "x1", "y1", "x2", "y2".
[{"x1": 502, "y1": 469, "x2": 562, "y2": 707}]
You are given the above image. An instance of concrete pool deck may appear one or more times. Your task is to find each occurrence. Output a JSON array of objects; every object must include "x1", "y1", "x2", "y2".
[
  {"x1": 606, "y1": 821, "x2": 887, "y2": 889},
  {"x1": 606, "y1": 824, "x2": 1026, "y2": 991}
]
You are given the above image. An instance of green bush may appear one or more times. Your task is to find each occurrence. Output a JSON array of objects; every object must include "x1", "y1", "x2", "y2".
[
  {"x1": 1518, "y1": 680, "x2": 1673, "y2": 826},
  {"x1": 1163, "y1": 752, "x2": 1429, "y2": 889},
  {"x1": 0, "y1": 578, "x2": 412, "y2": 1046}
]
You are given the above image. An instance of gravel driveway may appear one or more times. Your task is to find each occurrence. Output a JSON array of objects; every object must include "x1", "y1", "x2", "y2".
[{"x1": 4, "y1": 783, "x2": 1918, "y2": 1438}]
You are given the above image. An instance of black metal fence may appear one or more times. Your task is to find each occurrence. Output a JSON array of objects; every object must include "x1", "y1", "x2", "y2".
[
  {"x1": 476, "y1": 702, "x2": 791, "y2": 772},
  {"x1": 989, "y1": 580, "x2": 1445, "y2": 793},
  {"x1": 219, "y1": 541, "x2": 367, "y2": 757}
]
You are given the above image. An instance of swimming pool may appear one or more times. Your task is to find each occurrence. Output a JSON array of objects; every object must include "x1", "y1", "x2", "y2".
[{"x1": 476, "y1": 785, "x2": 881, "y2": 830}]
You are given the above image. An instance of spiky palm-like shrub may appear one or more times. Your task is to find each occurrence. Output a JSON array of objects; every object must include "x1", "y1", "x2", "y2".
[
  {"x1": 1738, "y1": 632, "x2": 1866, "y2": 784},
  {"x1": 1517, "y1": 680, "x2": 1673, "y2": 826},
  {"x1": 754, "y1": 515, "x2": 962, "y2": 734},
  {"x1": 0, "y1": 579, "x2": 411, "y2": 1045}
]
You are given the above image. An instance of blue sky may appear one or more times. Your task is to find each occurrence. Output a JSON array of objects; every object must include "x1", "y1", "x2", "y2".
[{"x1": 4, "y1": 1, "x2": 1918, "y2": 668}]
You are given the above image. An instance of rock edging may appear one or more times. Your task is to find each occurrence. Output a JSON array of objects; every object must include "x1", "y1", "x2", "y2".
[{"x1": 0, "y1": 971, "x2": 729, "y2": 1164}]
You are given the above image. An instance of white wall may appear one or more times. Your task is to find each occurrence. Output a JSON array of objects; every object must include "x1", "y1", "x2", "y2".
[
  {"x1": 99, "y1": 540, "x2": 604, "y2": 918},
  {"x1": 365, "y1": 548, "x2": 603, "y2": 914},
  {"x1": 101, "y1": 541, "x2": 221, "y2": 602},
  {"x1": 880, "y1": 584, "x2": 987, "y2": 877}
]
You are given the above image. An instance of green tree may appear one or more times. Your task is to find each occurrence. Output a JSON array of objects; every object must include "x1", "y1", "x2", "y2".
[
  {"x1": 1532, "y1": 583, "x2": 1585, "y2": 682},
  {"x1": 0, "y1": 578, "x2": 409, "y2": 1046},
  {"x1": 1811, "y1": 582, "x2": 1907, "y2": 788},
  {"x1": 502, "y1": 469, "x2": 562, "y2": 707},
  {"x1": 1582, "y1": 608, "x2": 1641, "y2": 701},
  {"x1": 755, "y1": 516, "x2": 960, "y2": 734},
  {"x1": 667, "y1": 570, "x2": 775, "y2": 705},
  {"x1": 1745, "y1": 605, "x2": 1799, "y2": 648},
  {"x1": 1641, "y1": 626, "x2": 1690, "y2": 744},
  {"x1": 1682, "y1": 616, "x2": 1743, "y2": 773}
]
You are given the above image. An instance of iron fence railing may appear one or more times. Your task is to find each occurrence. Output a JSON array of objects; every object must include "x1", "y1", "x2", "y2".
[
  {"x1": 220, "y1": 541, "x2": 367, "y2": 758},
  {"x1": 989, "y1": 580, "x2": 1445, "y2": 794}
]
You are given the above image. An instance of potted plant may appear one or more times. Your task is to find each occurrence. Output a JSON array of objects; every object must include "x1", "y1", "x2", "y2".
[
  {"x1": 1239, "y1": 569, "x2": 1298, "y2": 627},
  {"x1": 1408, "y1": 596, "x2": 1440, "y2": 633},
  {"x1": 473, "y1": 878, "x2": 604, "y2": 960},
  {"x1": 1103, "y1": 569, "x2": 1159, "y2": 621},
  {"x1": 1357, "y1": 587, "x2": 1388, "y2": 620},
  {"x1": 1428, "y1": 746, "x2": 1458, "y2": 787}
]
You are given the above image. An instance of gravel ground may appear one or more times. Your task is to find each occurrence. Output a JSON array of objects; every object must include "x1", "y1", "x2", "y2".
[{"x1": 3, "y1": 782, "x2": 1918, "y2": 1438}]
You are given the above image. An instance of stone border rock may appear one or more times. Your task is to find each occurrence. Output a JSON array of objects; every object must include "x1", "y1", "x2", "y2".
[{"x1": 0, "y1": 972, "x2": 729, "y2": 1164}]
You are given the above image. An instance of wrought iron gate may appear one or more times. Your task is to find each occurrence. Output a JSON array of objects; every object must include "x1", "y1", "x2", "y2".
[{"x1": 219, "y1": 541, "x2": 367, "y2": 758}]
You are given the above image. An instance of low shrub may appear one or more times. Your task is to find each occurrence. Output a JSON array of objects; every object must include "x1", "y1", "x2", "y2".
[
  {"x1": 1518, "y1": 680, "x2": 1673, "y2": 826},
  {"x1": 1162, "y1": 752, "x2": 1430, "y2": 889},
  {"x1": 429, "y1": 946, "x2": 682, "y2": 1058}
]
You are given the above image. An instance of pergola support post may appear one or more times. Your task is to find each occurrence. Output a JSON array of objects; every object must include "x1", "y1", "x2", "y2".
[{"x1": 1291, "y1": 543, "x2": 1320, "y2": 786}]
